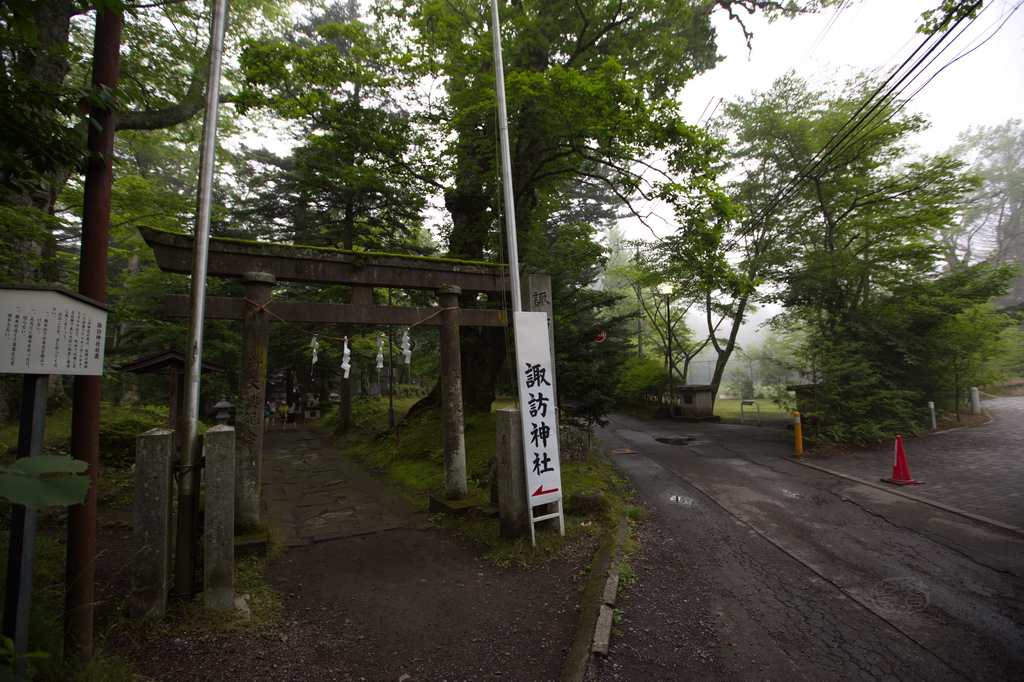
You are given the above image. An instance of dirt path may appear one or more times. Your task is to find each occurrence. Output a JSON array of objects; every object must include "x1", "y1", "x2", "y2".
[{"x1": 107, "y1": 424, "x2": 593, "y2": 681}]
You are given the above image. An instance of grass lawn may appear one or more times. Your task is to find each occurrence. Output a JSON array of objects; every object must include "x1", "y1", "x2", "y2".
[{"x1": 714, "y1": 397, "x2": 791, "y2": 419}]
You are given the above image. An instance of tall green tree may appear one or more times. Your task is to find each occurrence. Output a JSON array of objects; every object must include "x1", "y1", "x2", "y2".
[
  {"x1": 943, "y1": 120, "x2": 1024, "y2": 307},
  {"x1": 368, "y1": 0, "x2": 836, "y2": 411},
  {"x1": 934, "y1": 303, "x2": 1011, "y2": 418},
  {"x1": 1, "y1": 0, "x2": 285, "y2": 236},
  {"x1": 609, "y1": 255, "x2": 711, "y2": 385},
  {"x1": 660, "y1": 72, "x2": 1011, "y2": 442},
  {"x1": 716, "y1": 73, "x2": 974, "y2": 321},
  {"x1": 233, "y1": 3, "x2": 436, "y2": 251}
]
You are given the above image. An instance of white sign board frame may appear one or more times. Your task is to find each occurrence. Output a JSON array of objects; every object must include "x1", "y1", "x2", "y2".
[
  {"x1": 0, "y1": 286, "x2": 110, "y2": 376},
  {"x1": 513, "y1": 311, "x2": 564, "y2": 541}
]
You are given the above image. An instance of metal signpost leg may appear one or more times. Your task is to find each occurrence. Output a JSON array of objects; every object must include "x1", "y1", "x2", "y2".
[{"x1": 3, "y1": 374, "x2": 48, "y2": 677}]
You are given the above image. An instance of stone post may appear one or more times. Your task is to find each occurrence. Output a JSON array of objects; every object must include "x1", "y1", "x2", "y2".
[
  {"x1": 523, "y1": 274, "x2": 554, "y2": 345},
  {"x1": 236, "y1": 271, "x2": 275, "y2": 533},
  {"x1": 523, "y1": 273, "x2": 557, "y2": 410},
  {"x1": 131, "y1": 428, "x2": 174, "y2": 619},
  {"x1": 203, "y1": 425, "x2": 235, "y2": 611},
  {"x1": 438, "y1": 284, "x2": 467, "y2": 500},
  {"x1": 496, "y1": 407, "x2": 530, "y2": 539}
]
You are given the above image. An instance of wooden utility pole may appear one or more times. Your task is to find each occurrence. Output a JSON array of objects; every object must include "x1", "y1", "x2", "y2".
[{"x1": 65, "y1": 8, "x2": 121, "y2": 662}]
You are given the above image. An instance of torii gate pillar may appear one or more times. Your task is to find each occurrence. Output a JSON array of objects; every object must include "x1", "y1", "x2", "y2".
[
  {"x1": 235, "y1": 271, "x2": 275, "y2": 533},
  {"x1": 438, "y1": 284, "x2": 467, "y2": 500}
]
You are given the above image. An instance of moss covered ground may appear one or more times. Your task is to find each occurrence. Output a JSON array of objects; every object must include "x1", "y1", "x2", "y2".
[{"x1": 318, "y1": 397, "x2": 632, "y2": 567}]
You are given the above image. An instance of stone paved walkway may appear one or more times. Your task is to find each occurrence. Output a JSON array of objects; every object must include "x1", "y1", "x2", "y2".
[
  {"x1": 260, "y1": 424, "x2": 426, "y2": 546},
  {"x1": 795, "y1": 396, "x2": 1024, "y2": 532}
]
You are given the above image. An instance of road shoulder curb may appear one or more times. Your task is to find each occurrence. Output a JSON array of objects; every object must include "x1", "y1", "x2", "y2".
[{"x1": 560, "y1": 511, "x2": 630, "y2": 681}]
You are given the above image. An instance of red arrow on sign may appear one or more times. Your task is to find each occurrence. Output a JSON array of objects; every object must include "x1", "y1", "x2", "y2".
[{"x1": 532, "y1": 484, "x2": 559, "y2": 497}]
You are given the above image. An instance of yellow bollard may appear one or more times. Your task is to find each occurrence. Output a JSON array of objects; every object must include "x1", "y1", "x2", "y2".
[{"x1": 793, "y1": 411, "x2": 803, "y2": 456}]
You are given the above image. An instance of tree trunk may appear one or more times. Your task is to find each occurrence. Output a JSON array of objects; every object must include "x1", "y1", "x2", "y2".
[
  {"x1": 405, "y1": 324, "x2": 505, "y2": 420},
  {"x1": 709, "y1": 294, "x2": 750, "y2": 406},
  {"x1": 459, "y1": 326, "x2": 506, "y2": 412}
]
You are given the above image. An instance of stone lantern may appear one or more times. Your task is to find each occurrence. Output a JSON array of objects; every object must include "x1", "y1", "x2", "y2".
[{"x1": 213, "y1": 395, "x2": 233, "y2": 425}]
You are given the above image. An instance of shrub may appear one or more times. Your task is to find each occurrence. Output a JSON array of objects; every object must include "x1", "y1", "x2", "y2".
[
  {"x1": 98, "y1": 413, "x2": 167, "y2": 468},
  {"x1": 615, "y1": 357, "x2": 668, "y2": 403}
]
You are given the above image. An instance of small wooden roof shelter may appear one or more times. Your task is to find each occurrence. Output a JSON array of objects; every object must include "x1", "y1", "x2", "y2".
[{"x1": 117, "y1": 345, "x2": 228, "y2": 448}]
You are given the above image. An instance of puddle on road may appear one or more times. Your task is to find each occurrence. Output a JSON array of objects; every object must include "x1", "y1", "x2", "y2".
[
  {"x1": 669, "y1": 495, "x2": 696, "y2": 506},
  {"x1": 656, "y1": 436, "x2": 696, "y2": 446}
]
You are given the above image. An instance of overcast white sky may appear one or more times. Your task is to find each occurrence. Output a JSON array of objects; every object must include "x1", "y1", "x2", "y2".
[
  {"x1": 625, "y1": 0, "x2": 1023, "y2": 238},
  {"x1": 686, "y1": 0, "x2": 1024, "y2": 152}
]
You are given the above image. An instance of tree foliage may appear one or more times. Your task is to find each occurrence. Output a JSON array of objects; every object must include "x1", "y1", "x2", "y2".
[
  {"x1": 648, "y1": 72, "x2": 1014, "y2": 442},
  {"x1": 232, "y1": 3, "x2": 437, "y2": 251},
  {"x1": 387, "y1": 0, "x2": 719, "y2": 263},
  {"x1": 943, "y1": 120, "x2": 1024, "y2": 307},
  {"x1": 615, "y1": 357, "x2": 668, "y2": 404},
  {"x1": 14, "y1": 0, "x2": 1006, "y2": 443}
]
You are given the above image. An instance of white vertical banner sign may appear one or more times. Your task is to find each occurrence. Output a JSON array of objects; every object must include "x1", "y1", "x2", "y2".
[{"x1": 514, "y1": 312, "x2": 563, "y2": 533}]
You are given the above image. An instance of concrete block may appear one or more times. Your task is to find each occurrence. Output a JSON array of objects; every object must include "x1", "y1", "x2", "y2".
[
  {"x1": 592, "y1": 604, "x2": 615, "y2": 657},
  {"x1": 602, "y1": 569, "x2": 620, "y2": 606}
]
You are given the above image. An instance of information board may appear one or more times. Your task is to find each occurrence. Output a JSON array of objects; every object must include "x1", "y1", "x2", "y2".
[
  {"x1": 0, "y1": 287, "x2": 109, "y2": 376},
  {"x1": 513, "y1": 311, "x2": 562, "y2": 508}
]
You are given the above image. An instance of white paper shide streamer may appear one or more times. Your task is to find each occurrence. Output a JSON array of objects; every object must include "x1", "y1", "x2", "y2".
[
  {"x1": 401, "y1": 330, "x2": 411, "y2": 365},
  {"x1": 375, "y1": 335, "x2": 384, "y2": 371},
  {"x1": 341, "y1": 339, "x2": 351, "y2": 379},
  {"x1": 310, "y1": 335, "x2": 319, "y2": 375}
]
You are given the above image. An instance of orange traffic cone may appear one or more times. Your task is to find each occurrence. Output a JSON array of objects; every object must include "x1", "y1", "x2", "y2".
[{"x1": 882, "y1": 435, "x2": 924, "y2": 486}]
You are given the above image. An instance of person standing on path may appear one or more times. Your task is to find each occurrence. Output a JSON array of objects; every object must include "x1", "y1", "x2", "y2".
[
  {"x1": 278, "y1": 400, "x2": 289, "y2": 427},
  {"x1": 287, "y1": 398, "x2": 299, "y2": 429}
]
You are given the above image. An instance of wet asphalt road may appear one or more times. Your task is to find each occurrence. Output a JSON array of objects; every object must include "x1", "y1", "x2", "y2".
[{"x1": 590, "y1": 408, "x2": 1024, "y2": 681}]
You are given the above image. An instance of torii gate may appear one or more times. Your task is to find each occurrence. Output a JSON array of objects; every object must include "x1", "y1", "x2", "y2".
[{"x1": 140, "y1": 226, "x2": 509, "y2": 533}]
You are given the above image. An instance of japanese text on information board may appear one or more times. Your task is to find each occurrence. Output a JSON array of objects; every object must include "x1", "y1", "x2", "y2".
[{"x1": 0, "y1": 289, "x2": 108, "y2": 376}]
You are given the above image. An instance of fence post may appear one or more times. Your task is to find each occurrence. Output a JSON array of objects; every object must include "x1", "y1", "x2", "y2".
[
  {"x1": 204, "y1": 425, "x2": 236, "y2": 610},
  {"x1": 131, "y1": 428, "x2": 174, "y2": 619},
  {"x1": 496, "y1": 407, "x2": 529, "y2": 539}
]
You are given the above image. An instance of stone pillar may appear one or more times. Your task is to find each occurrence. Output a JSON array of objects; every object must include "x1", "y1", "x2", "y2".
[
  {"x1": 523, "y1": 273, "x2": 557, "y2": 408},
  {"x1": 131, "y1": 428, "x2": 174, "y2": 619},
  {"x1": 203, "y1": 425, "x2": 235, "y2": 611},
  {"x1": 236, "y1": 271, "x2": 275, "y2": 533},
  {"x1": 523, "y1": 273, "x2": 554, "y2": 343},
  {"x1": 496, "y1": 407, "x2": 530, "y2": 539},
  {"x1": 438, "y1": 284, "x2": 467, "y2": 500}
]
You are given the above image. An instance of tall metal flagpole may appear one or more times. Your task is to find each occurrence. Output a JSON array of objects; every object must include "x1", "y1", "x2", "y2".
[
  {"x1": 489, "y1": 0, "x2": 522, "y2": 311},
  {"x1": 173, "y1": 0, "x2": 229, "y2": 598},
  {"x1": 490, "y1": 1, "x2": 564, "y2": 545}
]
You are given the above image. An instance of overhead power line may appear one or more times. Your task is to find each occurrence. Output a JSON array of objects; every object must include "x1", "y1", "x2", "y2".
[{"x1": 738, "y1": 0, "x2": 989, "y2": 238}]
